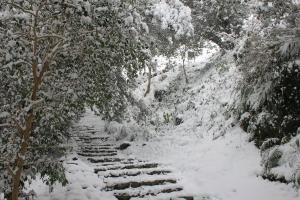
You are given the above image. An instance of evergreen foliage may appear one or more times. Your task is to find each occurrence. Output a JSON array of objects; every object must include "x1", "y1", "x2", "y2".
[{"x1": 236, "y1": 0, "x2": 300, "y2": 147}]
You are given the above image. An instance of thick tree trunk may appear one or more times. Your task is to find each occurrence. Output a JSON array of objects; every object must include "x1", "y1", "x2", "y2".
[
  {"x1": 10, "y1": 54, "x2": 43, "y2": 200},
  {"x1": 11, "y1": 101, "x2": 35, "y2": 200},
  {"x1": 8, "y1": 4, "x2": 62, "y2": 199},
  {"x1": 11, "y1": 172, "x2": 21, "y2": 200}
]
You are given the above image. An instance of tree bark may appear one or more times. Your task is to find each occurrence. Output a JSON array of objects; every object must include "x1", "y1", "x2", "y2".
[
  {"x1": 8, "y1": 3, "x2": 63, "y2": 199},
  {"x1": 11, "y1": 63, "x2": 38, "y2": 200},
  {"x1": 182, "y1": 57, "x2": 188, "y2": 84},
  {"x1": 144, "y1": 65, "x2": 152, "y2": 97},
  {"x1": 10, "y1": 10, "x2": 53, "y2": 199},
  {"x1": 181, "y1": 46, "x2": 188, "y2": 84}
]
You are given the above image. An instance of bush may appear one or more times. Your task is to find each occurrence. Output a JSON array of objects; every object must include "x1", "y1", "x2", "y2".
[{"x1": 235, "y1": 32, "x2": 300, "y2": 147}]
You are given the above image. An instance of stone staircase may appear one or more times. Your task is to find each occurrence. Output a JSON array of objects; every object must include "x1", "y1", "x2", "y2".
[{"x1": 72, "y1": 125, "x2": 194, "y2": 200}]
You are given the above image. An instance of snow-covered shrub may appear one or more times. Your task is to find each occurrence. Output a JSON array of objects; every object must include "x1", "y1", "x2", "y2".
[
  {"x1": 235, "y1": 29, "x2": 300, "y2": 147},
  {"x1": 106, "y1": 121, "x2": 122, "y2": 136},
  {"x1": 260, "y1": 138, "x2": 281, "y2": 152},
  {"x1": 231, "y1": 0, "x2": 300, "y2": 185},
  {"x1": 154, "y1": 90, "x2": 167, "y2": 102},
  {"x1": 150, "y1": 0, "x2": 194, "y2": 39},
  {"x1": 117, "y1": 126, "x2": 129, "y2": 141},
  {"x1": 182, "y1": 0, "x2": 248, "y2": 50},
  {"x1": 261, "y1": 135, "x2": 300, "y2": 185},
  {"x1": 163, "y1": 112, "x2": 172, "y2": 124},
  {"x1": 261, "y1": 147, "x2": 283, "y2": 172},
  {"x1": 105, "y1": 121, "x2": 150, "y2": 141},
  {"x1": 105, "y1": 121, "x2": 129, "y2": 140},
  {"x1": 174, "y1": 116, "x2": 184, "y2": 126}
]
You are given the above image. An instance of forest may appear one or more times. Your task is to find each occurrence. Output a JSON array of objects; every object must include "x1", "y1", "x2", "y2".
[{"x1": 0, "y1": 0, "x2": 299, "y2": 200}]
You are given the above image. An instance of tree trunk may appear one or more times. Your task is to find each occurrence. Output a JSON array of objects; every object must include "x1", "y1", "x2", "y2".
[
  {"x1": 11, "y1": 113, "x2": 33, "y2": 200},
  {"x1": 181, "y1": 47, "x2": 188, "y2": 84},
  {"x1": 11, "y1": 173, "x2": 21, "y2": 200},
  {"x1": 182, "y1": 57, "x2": 188, "y2": 84},
  {"x1": 10, "y1": 53, "x2": 41, "y2": 200},
  {"x1": 11, "y1": 104, "x2": 35, "y2": 200},
  {"x1": 8, "y1": 5, "x2": 61, "y2": 199},
  {"x1": 144, "y1": 65, "x2": 152, "y2": 97}
]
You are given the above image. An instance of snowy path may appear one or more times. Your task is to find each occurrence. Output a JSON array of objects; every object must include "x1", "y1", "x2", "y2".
[
  {"x1": 30, "y1": 111, "x2": 198, "y2": 199},
  {"x1": 29, "y1": 111, "x2": 299, "y2": 200},
  {"x1": 71, "y1": 119, "x2": 195, "y2": 200},
  {"x1": 30, "y1": 49, "x2": 299, "y2": 200}
]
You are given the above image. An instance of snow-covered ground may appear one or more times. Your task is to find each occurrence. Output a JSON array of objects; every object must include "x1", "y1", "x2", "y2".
[
  {"x1": 27, "y1": 154, "x2": 113, "y2": 200},
  {"x1": 23, "y1": 112, "x2": 117, "y2": 200},
  {"x1": 123, "y1": 127, "x2": 299, "y2": 200},
  {"x1": 22, "y1": 48, "x2": 299, "y2": 200},
  {"x1": 121, "y1": 47, "x2": 300, "y2": 200}
]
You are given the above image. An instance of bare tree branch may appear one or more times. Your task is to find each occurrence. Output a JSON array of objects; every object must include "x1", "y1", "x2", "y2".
[
  {"x1": 5, "y1": 2, "x2": 36, "y2": 16},
  {"x1": 37, "y1": 34, "x2": 66, "y2": 41},
  {"x1": 0, "y1": 123, "x2": 13, "y2": 128},
  {"x1": 11, "y1": 118, "x2": 25, "y2": 134}
]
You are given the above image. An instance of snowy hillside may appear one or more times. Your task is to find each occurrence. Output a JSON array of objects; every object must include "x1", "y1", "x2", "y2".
[{"x1": 119, "y1": 48, "x2": 300, "y2": 200}]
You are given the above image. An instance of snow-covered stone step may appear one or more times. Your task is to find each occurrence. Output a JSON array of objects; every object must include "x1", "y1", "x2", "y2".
[
  {"x1": 77, "y1": 130, "x2": 100, "y2": 134},
  {"x1": 104, "y1": 174, "x2": 177, "y2": 185},
  {"x1": 100, "y1": 162, "x2": 124, "y2": 167},
  {"x1": 73, "y1": 129, "x2": 97, "y2": 133},
  {"x1": 82, "y1": 146, "x2": 112, "y2": 150},
  {"x1": 95, "y1": 163, "x2": 159, "y2": 173},
  {"x1": 71, "y1": 125, "x2": 94, "y2": 130},
  {"x1": 131, "y1": 191, "x2": 194, "y2": 200},
  {"x1": 94, "y1": 160, "x2": 144, "y2": 167},
  {"x1": 104, "y1": 177, "x2": 178, "y2": 191},
  {"x1": 78, "y1": 136, "x2": 109, "y2": 140},
  {"x1": 103, "y1": 168, "x2": 172, "y2": 178},
  {"x1": 81, "y1": 144, "x2": 115, "y2": 147},
  {"x1": 87, "y1": 157, "x2": 124, "y2": 163},
  {"x1": 80, "y1": 145, "x2": 115, "y2": 150},
  {"x1": 113, "y1": 184, "x2": 184, "y2": 199},
  {"x1": 75, "y1": 125, "x2": 95, "y2": 129},
  {"x1": 78, "y1": 152, "x2": 118, "y2": 157},
  {"x1": 78, "y1": 138, "x2": 109, "y2": 142},
  {"x1": 80, "y1": 149, "x2": 117, "y2": 154}
]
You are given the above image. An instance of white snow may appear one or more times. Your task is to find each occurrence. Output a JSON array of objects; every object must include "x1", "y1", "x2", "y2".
[
  {"x1": 0, "y1": 112, "x2": 10, "y2": 118},
  {"x1": 24, "y1": 111, "x2": 116, "y2": 200},
  {"x1": 121, "y1": 46, "x2": 300, "y2": 200},
  {"x1": 26, "y1": 155, "x2": 116, "y2": 200},
  {"x1": 123, "y1": 127, "x2": 299, "y2": 200},
  {"x1": 151, "y1": 0, "x2": 194, "y2": 38},
  {"x1": 25, "y1": 47, "x2": 299, "y2": 200}
]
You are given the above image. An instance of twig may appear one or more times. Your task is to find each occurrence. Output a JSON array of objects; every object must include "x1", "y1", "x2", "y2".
[{"x1": 5, "y1": 2, "x2": 36, "y2": 16}]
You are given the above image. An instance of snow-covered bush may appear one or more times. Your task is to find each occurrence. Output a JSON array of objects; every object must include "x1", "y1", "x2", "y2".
[
  {"x1": 233, "y1": 0, "x2": 300, "y2": 184},
  {"x1": 105, "y1": 121, "x2": 150, "y2": 141},
  {"x1": 105, "y1": 121, "x2": 123, "y2": 136},
  {"x1": 261, "y1": 135, "x2": 300, "y2": 185},
  {"x1": 234, "y1": 0, "x2": 300, "y2": 147},
  {"x1": 150, "y1": 0, "x2": 194, "y2": 39},
  {"x1": 181, "y1": 0, "x2": 248, "y2": 50}
]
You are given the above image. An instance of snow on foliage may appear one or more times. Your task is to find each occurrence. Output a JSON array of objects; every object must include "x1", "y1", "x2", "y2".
[{"x1": 151, "y1": 0, "x2": 194, "y2": 39}]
